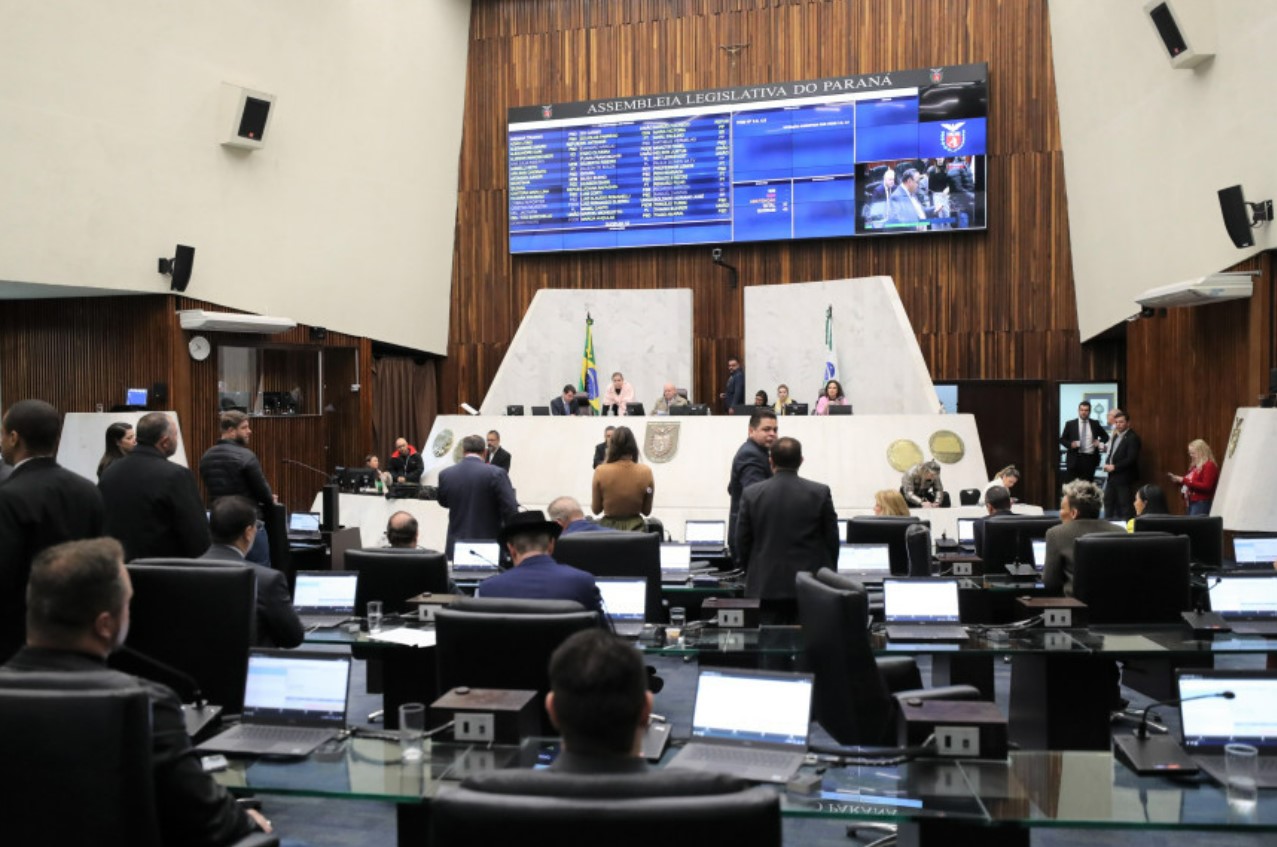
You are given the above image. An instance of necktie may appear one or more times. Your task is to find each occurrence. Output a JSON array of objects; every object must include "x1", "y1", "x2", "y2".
[{"x1": 1080, "y1": 420, "x2": 1090, "y2": 452}]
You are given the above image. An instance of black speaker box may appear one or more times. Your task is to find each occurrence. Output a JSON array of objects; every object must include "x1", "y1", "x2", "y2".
[
  {"x1": 1218, "y1": 186, "x2": 1255, "y2": 249},
  {"x1": 1146, "y1": 2, "x2": 1189, "y2": 59},
  {"x1": 170, "y1": 244, "x2": 195, "y2": 292},
  {"x1": 151, "y1": 382, "x2": 168, "y2": 405}
]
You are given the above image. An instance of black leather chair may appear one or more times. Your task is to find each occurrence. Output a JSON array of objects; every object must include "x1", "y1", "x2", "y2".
[
  {"x1": 0, "y1": 672, "x2": 277, "y2": 847},
  {"x1": 346, "y1": 548, "x2": 449, "y2": 615},
  {"x1": 553, "y1": 531, "x2": 661, "y2": 622},
  {"x1": 977, "y1": 516, "x2": 1061, "y2": 569},
  {"x1": 1133, "y1": 514, "x2": 1223, "y2": 568},
  {"x1": 432, "y1": 771, "x2": 780, "y2": 847},
  {"x1": 434, "y1": 597, "x2": 599, "y2": 733},
  {"x1": 114, "y1": 563, "x2": 255, "y2": 712},
  {"x1": 848, "y1": 516, "x2": 926, "y2": 576},
  {"x1": 959, "y1": 488, "x2": 981, "y2": 506},
  {"x1": 904, "y1": 522, "x2": 933, "y2": 577},
  {"x1": 263, "y1": 501, "x2": 291, "y2": 577},
  {"x1": 1073, "y1": 534, "x2": 1192, "y2": 623},
  {"x1": 795, "y1": 569, "x2": 980, "y2": 746}
]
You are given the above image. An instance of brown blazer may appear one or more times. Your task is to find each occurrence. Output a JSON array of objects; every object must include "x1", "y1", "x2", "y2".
[{"x1": 591, "y1": 458, "x2": 655, "y2": 518}]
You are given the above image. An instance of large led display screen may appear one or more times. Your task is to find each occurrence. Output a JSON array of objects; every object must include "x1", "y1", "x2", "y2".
[{"x1": 508, "y1": 64, "x2": 987, "y2": 254}]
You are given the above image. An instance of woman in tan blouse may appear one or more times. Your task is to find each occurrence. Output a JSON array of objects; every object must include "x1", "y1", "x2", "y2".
[{"x1": 591, "y1": 425, "x2": 654, "y2": 531}]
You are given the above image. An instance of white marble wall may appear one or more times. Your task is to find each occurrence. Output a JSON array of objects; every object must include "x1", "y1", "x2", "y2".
[
  {"x1": 744, "y1": 277, "x2": 939, "y2": 414},
  {"x1": 58, "y1": 412, "x2": 190, "y2": 482},
  {"x1": 1213, "y1": 408, "x2": 1277, "y2": 532},
  {"x1": 478, "y1": 289, "x2": 694, "y2": 415}
]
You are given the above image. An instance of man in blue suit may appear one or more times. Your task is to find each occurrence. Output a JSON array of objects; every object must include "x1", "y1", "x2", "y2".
[
  {"x1": 437, "y1": 434, "x2": 519, "y2": 560},
  {"x1": 476, "y1": 510, "x2": 603, "y2": 615}
]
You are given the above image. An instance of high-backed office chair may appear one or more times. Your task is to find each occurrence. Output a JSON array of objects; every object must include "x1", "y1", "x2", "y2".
[
  {"x1": 958, "y1": 488, "x2": 981, "y2": 506},
  {"x1": 434, "y1": 598, "x2": 599, "y2": 733},
  {"x1": 904, "y1": 522, "x2": 932, "y2": 577},
  {"x1": 554, "y1": 532, "x2": 661, "y2": 622},
  {"x1": 0, "y1": 672, "x2": 278, "y2": 847},
  {"x1": 1132, "y1": 515, "x2": 1223, "y2": 568},
  {"x1": 643, "y1": 516, "x2": 665, "y2": 539},
  {"x1": 263, "y1": 501, "x2": 291, "y2": 578},
  {"x1": 795, "y1": 570, "x2": 981, "y2": 746},
  {"x1": 978, "y1": 517, "x2": 1061, "y2": 569},
  {"x1": 114, "y1": 563, "x2": 255, "y2": 712},
  {"x1": 1073, "y1": 534, "x2": 1191, "y2": 623},
  {"x1": 432, "y1": 773, "x2": 780, "y2": 847},
  {"x1": 345, "y1": 548, "x2": 449, "y2": 615},
  {"x1": 847, "y1": 516, "x2": 925, "y2": 576}
]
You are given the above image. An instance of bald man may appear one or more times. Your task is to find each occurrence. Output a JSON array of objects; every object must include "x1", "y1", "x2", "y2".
[{"x1": 652, "y1": 383, "x2": 688, "y2": 415}]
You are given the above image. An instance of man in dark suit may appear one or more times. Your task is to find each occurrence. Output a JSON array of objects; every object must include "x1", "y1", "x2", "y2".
[
  {"x1": 719, "y1": 355, "x2": 745, "y2": 412},
  {"x1": 1102, "y1": 408, "x2": 1141, "y2": 520},
  {"x1": 476, "y1": 511, "x2": 603, "y2": 615},
  {"x1": 100, "y1": 412, "x2": 210, "y2": 562},
  {"x1": 0, "y1": 399, "x2": 105, "y2": 662},
  {"x1": 486, "y1": 430, "x2": 512, "y2": 472},
  {"x1": 727, "y1": 408, "x2": 777, "y2": 564},
  {"x1": 972, "y1": 484, "x2": 1016, "y2": 556},
  {"x1": 592, "y1": 426, "x2": 615, "y2": 469},
  {"x1": 736, "y1": 437, "x2": 839, "y2": 620},
  {"x1": 550, "y1": 385, "x2": 578, "y2": 417},
  {"x1": 200, "y1": 496, "x2": 303, "y2": 648},
  {"x1": 437, "y1": 434, "x2": 520, "y2": 559},
  {"x1": 1059, "y1": 400, "x2": 1108, "y2": 483},
  {"x1": 0, "y1": 537, "x2": 268, "y2": 843}
]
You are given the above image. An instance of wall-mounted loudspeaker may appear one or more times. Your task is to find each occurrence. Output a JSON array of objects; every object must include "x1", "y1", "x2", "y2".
[
  {"x1": 1218, "y1": 186, "x2": 1273, "y2": 250},
  {"x1": 219, "y1": 83, "x2": 276, "y2": 151},
  {"x1": 1143, "y1": 0, "x2": 1215, "y2": 69},
  {"x1": 158, "y1": 245, "x2": 196, "y2": 292}
]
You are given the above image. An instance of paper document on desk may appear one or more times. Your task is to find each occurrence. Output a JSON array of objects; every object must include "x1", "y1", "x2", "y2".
[{"x1": 369, "y1": 628, "x2": 437, "y2": 648}]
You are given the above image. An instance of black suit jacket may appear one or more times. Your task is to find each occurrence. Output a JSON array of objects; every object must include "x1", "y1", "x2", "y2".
[
  {"x1": 0, "y1": 646, "x2": 254, "y2": 846},
  {"x1": 486, "y1": 446, "x2": 512, "y2": 472},
  {"x1": 199, "y1": 545, "x2": 304, "y2": 648},
  {"x1": 1105, "y1": 429, "x2": 1142, "y2": 485},
  {"x1": 593, "y1": 442, "x2": 608, "y2": 469},
  {"x1": 0, "y1": 458, "x2": 105, "y2": 661},
  {"x1": 727, "y1": 439, "x2": 773, "y2": 563},
  {"x1": 100, "y1": 445, "x2": 211, "y2": 562},
  {"x1": 550, "y1": 397, "x2": 575, "y2": 416},
  {"x1": 437, "y1": 456, "x2": 519, "y2": 559},
  {"x1": 1059, "y1": 418, "x2": 1108, "y2": 460},
  {"x1": 737, "y1": 470, "x2": 839, "y2": 600}
]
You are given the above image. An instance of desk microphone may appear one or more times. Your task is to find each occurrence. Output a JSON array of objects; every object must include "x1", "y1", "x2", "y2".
[
  {"x1": 468, "y1": 549, "x2": 499, "y2": 568},
  {"x1": 1183, "y1": 576, "x2": 1231, "y2": 635},
  {"x1": 283, "y1": 457, "x2": 333, "y2": 481},
  {"x1": 116, "y1": 646, "x2": 207, "y2": 709},
  {"x1": 1114, "y1": 690, "x2": 1233, "y2": 775}
]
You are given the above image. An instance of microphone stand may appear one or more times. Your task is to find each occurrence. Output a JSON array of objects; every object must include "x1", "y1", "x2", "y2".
[
  {"x1": 1114, "y1": 690, "x2": 1234, "y2": 775},
  {"x1": 283, "y1": 457, "x2": 334, "y2": 481}
]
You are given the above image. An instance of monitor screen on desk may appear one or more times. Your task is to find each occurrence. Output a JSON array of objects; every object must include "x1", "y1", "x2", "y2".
[
  {"x1": 453, "y1": 541, "x2": 501, "y2": 569},
  {"x1": 1234, "y1": 536, "x2": 1277, "y2": 564},
  {"x1": 126, "y1": 387, "x2": 148, "y2": 406},
  {"x1": 956, "y1": 518, "x2": 976, "y2": 544}
]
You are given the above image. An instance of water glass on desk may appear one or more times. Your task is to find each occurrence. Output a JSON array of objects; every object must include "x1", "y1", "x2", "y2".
[
  {"x1": 400, "y1": 702, "x2": 425, "y2": 762},
  {"x1": 1226, "y1": 742, "x2": 1258, "y2": 806},
  {"x1": 367, "y1": 601, "x2": 384, "y2": 634},
  {"x1": 667, "y1": 607, "x2": 686, "y2": 643}
]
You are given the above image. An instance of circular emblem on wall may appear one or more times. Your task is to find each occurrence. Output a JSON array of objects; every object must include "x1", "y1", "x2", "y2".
[
  {"x1": 432, "y1": 429, "x2": 454, "y2": 458},
  {"x1": 643, "y1": 422, "x2": 680, "y2": 464},
  {"x1": 887, "y1": 439, "x2": 924, "y2": 473},
  {"x1": 929, "y1": 430, "x2": 966, "y2": 464},
  {"x1": 1227, "y1": 416, "x2": 1244, "y2": 459}
]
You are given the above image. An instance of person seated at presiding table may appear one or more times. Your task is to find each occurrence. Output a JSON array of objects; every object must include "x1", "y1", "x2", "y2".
[
  {"x1": 476, "y1": 510, "x2": 603, "y2": 615},
  {"x1": 652, "y1": 383, "x2": 688, "y2": 415},
  {"x1": 602, "y1": 371, "x2": 636, "y2": 416},
  {"x1": 772, "y1": 384, "x2": 795, "y2": 415},
  {"x1": 591, "y1": 426, "x2": 654, "y2": 531},
  {"x1": 551, "y1": 384, "x2": 579, "y2": 416},
  {"x1": 364, "y1": 454, "x2": 392, "y2": 488},
  {"x1": 901, "y1": 459, "x2": 950, "y2": 508},
  {"x1": 813, "y1": 379, "x2": 849, "y2": 415}
]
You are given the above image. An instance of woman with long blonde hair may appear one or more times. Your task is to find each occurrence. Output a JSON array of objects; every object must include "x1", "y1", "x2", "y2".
[{"x1": 1169, "y1": 439, "x2": 1218, "y2": 516}]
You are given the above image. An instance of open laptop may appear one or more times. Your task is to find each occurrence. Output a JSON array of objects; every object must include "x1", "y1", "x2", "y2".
[
  {"x1": 287, "y1": 511, "x2": 322, "y2": 541},
  {"x1": 451, "y1": 540, "x2": 502, "y2": 579},
  {"x1": 882, "y1": 578, "x2": 968, "y2": 642},
  {"x1": 659, "y1": 542, "x2": 693, "y2": 583},
  {"x1": 685, "y1": 520, "x2": 728, "y2": 556},
  {"x1": 1208, "y1": 574, "x2": 1277, "y2": 634},
  {"x1": 196, "y1": 650, "x2": 351, "y2": 757},
  {"x1": 837, "y1": 543, "x2": 891, "y2": 583},
  {"x1": 596, "y1": 576, "x2": 648, "y2": 637},
  {"x1": 292, "y1": 571, "x2": 358, "y2": 628},
  {"x1": 1178, "y1": 669, "x2": 1277, "y2": 788},
  {"x1": 956, "y1": 518, "x2": 977, "y2": 550},
  {"x1": 1233, "y1": 536, "x2": 1277, "y2": 567},
  {"x1": 666, "y1": 668, "x2": 814, "y2": 784}
]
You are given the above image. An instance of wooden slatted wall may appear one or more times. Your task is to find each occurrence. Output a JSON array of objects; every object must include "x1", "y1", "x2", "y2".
[{"x1": 443, "y1": 0, "x2": 1121, "y2": 507}]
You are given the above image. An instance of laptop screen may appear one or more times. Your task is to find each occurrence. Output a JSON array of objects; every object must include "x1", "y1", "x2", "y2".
[
  {"x1": 597, "y1": 577, "x2": 647, "y2": 623},
  {"x1": 292, "y1": 572, "x2": 358, "y2": 613},
  {"x1": 1178, "y1": 671, "x2": 1277, "y2": 752},
  {"x1": 126, "y1": 387, "x2": 148, "y2": 406},
  {"x1": 1233, "y1": 537, "x2": 1277, "y2": 564},
  {"x1": 241, "y1": 652, "x2": 351, "y2": 727},
  {"x1": 289, "y1": 512, "x2": 321, "y2": 533},
  {"x1": 690, "y1": 669, "x2": 813, "y2": 748},
  {"x1": 453, "y1": 540, "x2": 501, "y2": 569},
  {"x1": 1210, "y1": 576, "x2": 1277, "y2": 619},
  {"x1": 837, "y1": 543, "x2": 891, "y2": 574},
  {"x1": 1030, "y1": 538, "x2": 1047, "y2": 568},
  {"x1": 685, "y1": 520, "x2": 727, "y2": 546},
  {"x1": 660, "y1": 543, "x2": 693, "y2": 570},
  {"x1": 883, "y1": 579, "x2": 961, "y2": 623},
  {"x1": 956, "y1": 518, "x2": 976, "y2": 545}
]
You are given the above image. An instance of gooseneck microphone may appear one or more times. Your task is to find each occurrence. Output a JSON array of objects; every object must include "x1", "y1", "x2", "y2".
[
  {"x1": 116, "y1": 645, "x2": 207, "y2": 708},
  {"x1": 283, "y1": 457, "x2": 332, "y2": 480},
  {"x1": 1135, "y1": 689, "x2": 1234, "y2": 740},
  {"x1": 1115, "y1": 689, "x2": 1234, "y2": 775}
]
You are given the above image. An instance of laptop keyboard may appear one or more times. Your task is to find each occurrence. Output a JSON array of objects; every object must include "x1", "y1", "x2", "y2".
[
  {"x1": 226, "y1": 725, "x2": 336, "y2": 743},
  {"x1": 886, "y1": 625, "x2": 968, "y2": 641},
  {"x1": 680, "y1": 744, "x2": 798, "y2": 770},
  {"x1": 298, "y1": 614, "x2": 350, "y2": 629}
]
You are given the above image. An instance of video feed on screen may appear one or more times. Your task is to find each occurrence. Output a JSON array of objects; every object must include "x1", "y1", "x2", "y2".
[{"x1": 856, "y1": 155, "x2": 985, "y2": 234}]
